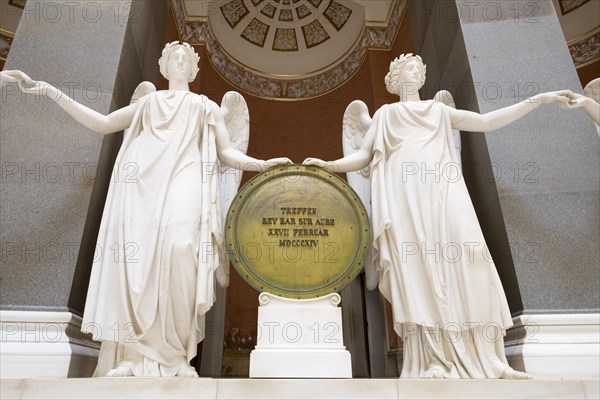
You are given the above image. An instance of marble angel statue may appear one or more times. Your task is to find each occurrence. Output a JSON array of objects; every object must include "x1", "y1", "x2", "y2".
[
  {"x1": 305, "y1": 54, "x2": 581, "y2": 379},
  {"x1": 0, "y1": 41, "x2": 291, "y2": 377},
  {"x1": 575, "y1": 78, "x2": 600, "y2": 135}
]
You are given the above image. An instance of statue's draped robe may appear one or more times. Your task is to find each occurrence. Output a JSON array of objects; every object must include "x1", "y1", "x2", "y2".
[
  {"x1": 82, "y1": 91, "x2": 223, "y2": 376},
  {"x1": 371, "y1": 100, "x2": 514, "y2": 378}
]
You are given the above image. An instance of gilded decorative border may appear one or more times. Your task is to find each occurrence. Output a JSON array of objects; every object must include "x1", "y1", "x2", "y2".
[
  {"x1": 221, "y1": 0, "x2": 249, "y2": 29},
  {"x1": 366, "y1": 0, "x2": 405, "y2": 49},
  {"x1": 284, "y1": 31, "x2": 369, "y2": 99},
  {"x1": 567, "y1": 27, "x2": 600, "y2": 67},
  {"x1": 241, "y1": 18, "x2": 270, "y2": 47},
  {"x1": 261, "y1": 3, "x2": 276, "y2": 18},
  {"x1": 170, "y1": 0, "x2": 406, "y2": 100},
  {"x1": 296, "y1": 4, "x2": 311, "y2": 20},
  {"x1": 8, "y1": 0, "x2": 26, "y2": 9},
  {"x1": 301, "y1": 20, "x2": 330, "y2": 48},
  {"x1": 558, "y1": 0, "x2": 591, "y2": 15},
  {"x1": 273, "y1": 28, "x2": 299, "y2": 51},
  {"x1": 279, "y1": 8, "x2": 294, "y2": 22},
  {"x1": 0, "y1": 28, "x2": 15, "y2": 62},
  {"x1": 323, "y1": 0, "x2": 352, "y2": 31}
]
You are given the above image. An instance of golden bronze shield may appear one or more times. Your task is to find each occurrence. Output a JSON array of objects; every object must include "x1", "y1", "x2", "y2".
[{"x1": 225, "y1": 165, "x2": 371, "y2": 298}]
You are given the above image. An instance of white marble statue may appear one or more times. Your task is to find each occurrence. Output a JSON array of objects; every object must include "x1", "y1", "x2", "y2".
[
  {"x1": 1, "y1": 41, "x2": 291, "y2": 377},
  {"x1": 574, "y1": 78, "x2": 600, "y2": 135},
  {"x1": 305, "y1": 54, "x2": 581, "y2": 379}
]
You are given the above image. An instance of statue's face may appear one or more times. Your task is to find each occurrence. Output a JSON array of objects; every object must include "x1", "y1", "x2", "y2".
[
  {"x1": 399, "y1": 59, "x2": 422, "y2": 86},
  {"x1": 166, "y1": 47, "x2": 193, "y2": 81}
]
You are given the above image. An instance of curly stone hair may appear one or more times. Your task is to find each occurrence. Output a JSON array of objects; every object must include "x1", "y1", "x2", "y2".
[
  {"x1": 384, "y1": 54, "x2": 426, "y2": 95},
  {"x1": 158, "y1": 41, "x2": 200, "y2": 82}
]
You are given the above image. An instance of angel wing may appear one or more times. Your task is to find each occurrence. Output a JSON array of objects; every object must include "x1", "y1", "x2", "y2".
[
  {"x1": 342, "y1": 100, "x2": 378, "y2": 290},
  {"x1": 217, "y1": 91, "x2": 250, "y2": 288},
  {"x1": 584, "y1": 78, "x2": 600, "y2": 136},
  {"x1": 130, "y1": 81, "x2": 156, "y2": 104},
  {"x1": 434, "y1": 90, "x2": 462, "y2": 165},
  {"x1": 121, "y1": 81, "x2": 156, "y2": 145}
]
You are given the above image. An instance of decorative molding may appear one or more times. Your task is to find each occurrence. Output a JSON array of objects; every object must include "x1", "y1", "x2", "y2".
[
  {"x1": 0, "y1": 310, "x2": 100, "y2": 378},
  {"x1": 567, "y1": 26, "x2": 600, "y2": 68},
  {"x1": 0, "y1": 28, "x2": 15, "y2": 62},
  {"x1": 558, "y1": 0, "x2": 591, "y2": 15},
  {"x1": 504, "y1": 313, "x2": 600, "y2": 379},
  {"x1": 170, "y1": 0, "x2": 407, "y2": 100},
  {"x1": 8, "y1": 0, "x2": 26, "y2": 9},
  {"x1": 365, "y1": 0, "x2": 406, "y2": 49}
]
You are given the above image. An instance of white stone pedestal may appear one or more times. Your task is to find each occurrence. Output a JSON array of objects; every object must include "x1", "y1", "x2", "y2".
[
  {"x1": 0, "y1": 310, "x2": 99, "y2": 378},
  {"x1": 505, "y1": 313, "x2": 600, "y2": 379},
  {"x1": 249, "y1": 292, "x2": 352, "y2": 378}
]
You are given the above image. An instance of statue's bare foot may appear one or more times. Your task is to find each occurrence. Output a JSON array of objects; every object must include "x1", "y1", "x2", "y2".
[
  {"x1": 501, "y1": 367, "x2": 532, "y2": 380},
  {"x1": 106, "y1": 365, "x2": 134, "y2": 377},
  {"x1": 423, "y1": 364, "x2": 446, "y2": 379},
  {"x1": 176, "y1": 363, "x2": 199, "y2": 378}
]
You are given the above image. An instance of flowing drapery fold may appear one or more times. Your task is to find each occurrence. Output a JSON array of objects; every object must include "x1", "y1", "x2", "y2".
[
  {"x1": 370, "y1": 100, "x2": 513, "y2": 378},
  {"x1": 82, "y1": 91, "x2": 223, "y2": 376}
]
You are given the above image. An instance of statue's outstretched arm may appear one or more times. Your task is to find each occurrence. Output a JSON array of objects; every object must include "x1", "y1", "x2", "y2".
[
  {"x1": 304, "y1": 145, "x2": 374, "y2": 173},
  {"x1": 212, "y1": 102, "x2": 291, "y2": 171},
  {"x1": 304, "y1": 101, "x2": 375, "y2": 173},
  {"x1": 2, "y1": 70, "x2": 137, "y2": 135},
  {"x1": 447, "y1": 90, "x2": 577, "y2": 132}
]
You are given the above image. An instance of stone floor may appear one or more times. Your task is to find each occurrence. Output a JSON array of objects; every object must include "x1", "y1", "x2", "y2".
[{"x1": 1, "y1": 378, "x2": 598, "y2": 399}]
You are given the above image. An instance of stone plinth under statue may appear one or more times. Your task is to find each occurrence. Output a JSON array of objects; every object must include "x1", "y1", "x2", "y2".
[{"x1": 249, "y1": 293, "x2": 351, "y2": 378}]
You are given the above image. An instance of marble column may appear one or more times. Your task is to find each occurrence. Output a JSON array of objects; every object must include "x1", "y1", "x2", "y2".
[
  {"x1": 408, "y1": 0, "x2": 599, "y2": 379},
  {"x1": 0, "y1": 0, "x2": 167, "y2": 378}
]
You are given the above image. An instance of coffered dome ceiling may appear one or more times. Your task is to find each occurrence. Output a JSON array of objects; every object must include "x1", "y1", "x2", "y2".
[
  {"x1": 212, "y1": 0, "x2": 363, "y2": 76},
  {"x1": 171, "y1": 0, "x2": 406, "y2": 99}
]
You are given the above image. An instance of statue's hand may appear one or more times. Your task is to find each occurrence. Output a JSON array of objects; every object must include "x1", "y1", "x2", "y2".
[
  {"x1": 303, "y1": 158, "x2": 338, "y2": 172},
  {"x1": 561, "y1": 93, "x2": 596, "y2": 109},
  {"x1": 303, "y1": 157, "x2": 335, "y2": 168},
  {"x1": 531, "y1": 90, "x2": 577, "y2": 107},
  {"x1": 0, "y1": 71, "x2": 59, "y2": 100},
  {"x1": 261, "y1": 157, "x2": 293, "y2": 171},
  {"x1": 0, "y1": 70, "x2": 33, "y2": 88},
  {"x1": 303, "y1": 157, "x2": 326, "y2": 167}
]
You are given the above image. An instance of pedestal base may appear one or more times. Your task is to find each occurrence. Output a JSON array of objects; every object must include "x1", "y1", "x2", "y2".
[
  {"x1": 505, "y1": 313, "x2": 600, "y2": 379},
  {"x1": 249, "y1": 292, "x2": 352, "y2": 378},
  {"x1": 0, "y1": 311, "x2": 100, "y2": 378},
  {"x1": 250, "y1": 349, "x2": 351, "y2": 378}
]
